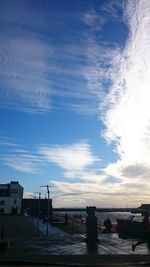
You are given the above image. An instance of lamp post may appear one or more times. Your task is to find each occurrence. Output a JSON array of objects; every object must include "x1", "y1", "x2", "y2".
[
  {"x1": 35, "y1": 192, "x2": 41, "y2": 226},
  {"x1": 40, "y1": 185, "x2": 51, "y2": 235}
]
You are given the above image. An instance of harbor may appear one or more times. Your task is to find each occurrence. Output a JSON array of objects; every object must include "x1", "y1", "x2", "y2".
[
  {"x1": 0, "y1": 214, "x2": 150, "y2": 266},
  {"x1": 0, "y1": 182, "x2": 150, "y2": 266}
]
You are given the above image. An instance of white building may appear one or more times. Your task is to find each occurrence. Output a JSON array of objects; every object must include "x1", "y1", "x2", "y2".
[{"x1": 0, "y1": 181, "x2": 23, "y2": 214}]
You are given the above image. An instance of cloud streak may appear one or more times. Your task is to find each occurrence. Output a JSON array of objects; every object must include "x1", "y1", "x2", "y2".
[
  {"x1": 0, "y1": 137, "x2": 100, "y2": 176},
  {"x1": 38, "y1": 142, "x2": 100, "y2": 171},
  {"x1": 51, "y1": 178, "x2": 150, "y2": 208},
  {"x1": 0, "y1": 0, "x2": 103, "y2": 115},
  {"x1": 0, "y1": 135, "x2": 45, "y2": 173},
  {"x1": 0, "y1": 0, "x2": 127, "y2": 116}
]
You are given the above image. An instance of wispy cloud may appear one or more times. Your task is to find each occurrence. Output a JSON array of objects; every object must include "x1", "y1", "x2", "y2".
[
  {"x1": 49, "y1": 0, "x2": 150, "y2": 207},
  {"x1": 0, "y1": 0, "x2": 99, "y2": 115},
  {"x1": 82, "y1": 1, "x2": 125, "y2": 111},
  {"x1": 0, "y1": 136, "x2": 20, "y2": 148},
  {"x1": 0, "y1": 137, "x2": 101, "y2": 176},
  {"x1": 0, "y1": 0, "x2": 126, "y2": 116},
  {"x1": 1, "y1": 149, "x2": 44, "y2": 174},
  {"x1": 64, "y1": 170, "x2": 106, "y2": 183},
  {"x1": 2, "y1": 1, "x2": 150, "y2": 207},
  {"x1": 3, "y1": 156, "x2": 39, "y2": 174},
  {"x1": 38, "y1": 141, "x2": 100, "y2": 171},
  {"x1": 0, "y1": 135, "x2": 44, "y2": 173},
  {"x1": 51, "y1": 179, "x2": 150, "y2": 208}
]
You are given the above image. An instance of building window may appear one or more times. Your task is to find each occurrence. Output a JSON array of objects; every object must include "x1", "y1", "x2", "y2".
[
  {"x1": 14, "y1": 199, "x2": 17, "y2": 204},
  {"x1": 0, "y1": 200, "x2": 5, "y2": 206}
]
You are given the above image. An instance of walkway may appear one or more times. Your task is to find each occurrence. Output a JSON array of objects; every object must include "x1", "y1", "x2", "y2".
[
  {"x1": 21, "y1": 217, "x2": 150, "y2": 256},
  {"x1": 0, "y1": 215, "x2": 150, "y2": 266}
]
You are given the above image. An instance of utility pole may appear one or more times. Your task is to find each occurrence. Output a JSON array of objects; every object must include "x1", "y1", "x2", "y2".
[
  {"x1": 35, "y1": 192, "x2": 41, "y2": 226},
  {"x1": 40, "y1": 185, "x2": 51, "y2": 235}
]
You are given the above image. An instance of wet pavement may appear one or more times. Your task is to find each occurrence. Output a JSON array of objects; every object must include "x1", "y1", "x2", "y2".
[
  {"x1": 32, "y1": 217, "x2": 71, "y2": 237},
  {"x1": 0, "y1": 215, "x2": 150, "y2": 266},
  {"x1": 11, "y1": 217, "x2": 150, "y2": 256},
  {"x1": 19, "y1": 233, "x2": 150, "y2": 256}
]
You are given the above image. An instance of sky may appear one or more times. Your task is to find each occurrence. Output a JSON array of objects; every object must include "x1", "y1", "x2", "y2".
[{"x1": 0, "y1": 0, "x2": 150, "y2": 208}]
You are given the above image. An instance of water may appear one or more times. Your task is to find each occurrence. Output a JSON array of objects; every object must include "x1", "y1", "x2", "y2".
[{"x1": 54, "y1": 211, "x2": 140, "y2": 224}]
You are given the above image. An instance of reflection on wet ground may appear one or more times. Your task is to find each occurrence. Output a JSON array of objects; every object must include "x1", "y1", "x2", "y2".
[
  {"x1": 17, "y1": 233, "x2": 149, "y2": 256},
  {"x1": 6, "y1": 217, "x2": 149, "y2": 256},
  {"x1": 0, "y1": 216, "x2": 150, "y2": 262}
]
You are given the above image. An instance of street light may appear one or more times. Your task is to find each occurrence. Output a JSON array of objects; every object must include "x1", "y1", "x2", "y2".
[
  {"x1": 40, "y1": 185, "x2": 51, "y2": 235},
  {"x1": 35, "y1": 192, "x2": 41, "y2": 226}
]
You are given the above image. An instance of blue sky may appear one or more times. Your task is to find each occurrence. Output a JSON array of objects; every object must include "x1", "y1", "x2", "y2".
[{"x1": 1, "y1": 0, "x2": 150, "y2": 208}]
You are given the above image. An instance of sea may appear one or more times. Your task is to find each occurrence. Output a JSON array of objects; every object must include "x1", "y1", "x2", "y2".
[{"x1": 54, "y1": 211, "x2": 142, "y2": 224}]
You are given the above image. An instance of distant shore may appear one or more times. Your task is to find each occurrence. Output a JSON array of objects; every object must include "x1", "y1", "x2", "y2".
[{"x1": 53, "y1": 207, "x2": 141, "y2": 213}]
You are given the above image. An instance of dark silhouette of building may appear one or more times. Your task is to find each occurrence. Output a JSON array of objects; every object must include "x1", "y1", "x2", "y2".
[
  {"x1": 0, "y1": 181, "x2": 23, "y2": 214},
  {"x1": 139, "y1": 204, "x2": 150, "y2": 211},
  {"x1": 21, "y1": 198, "x2": 53, "y2": 217}
]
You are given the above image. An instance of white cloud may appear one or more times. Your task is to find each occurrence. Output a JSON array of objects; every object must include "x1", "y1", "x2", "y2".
[
  {"x1": 2, "y1": 1, "x2": 150, "y2": 207},
  {"x1": 39, "y1": 142, "x2": 100, "y2": 171},
  {"x1": 52, "y1": 180, "x2": 115, "y2": 194},
  {"x1": 51, "y1": 179, "x2": 150, "y2": 208},
  {"x1": 23, "y1": 191, "x2": 34, "y2": 198},
  {"x1": 0, "y1": 137, "x2": 101, "y2": 177},
  {"x1": 3, "y1": 155, "x2": 40, "y2": 174},
  {"x1": 64, "y1": 170, "x2": 107, "y2": 183},
  {"x1": 100, "y1": 0, "x2": 150, "y2": 180},
  {"x1": 0, "y1": 135, "x2": 45, "y2": 173}
]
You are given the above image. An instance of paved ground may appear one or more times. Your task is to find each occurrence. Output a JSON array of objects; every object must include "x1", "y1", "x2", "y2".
[
  {"x1": 0, "y1": 215, "x2": 150, "y2": 266},
  {"x1": 0, "y1": 215, "x2": 41, "y2": 238},
  {"x1": 30, "y1": 217, "x2": 150, "y2": 255}
]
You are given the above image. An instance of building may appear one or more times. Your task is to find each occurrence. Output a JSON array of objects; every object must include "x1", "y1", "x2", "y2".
[
  {"x1": 22, "y1": 198, "x2": 53, "y2": 217},
  {"x1": 0, "y1": 181, "x2": 23, "y2": 214}
]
